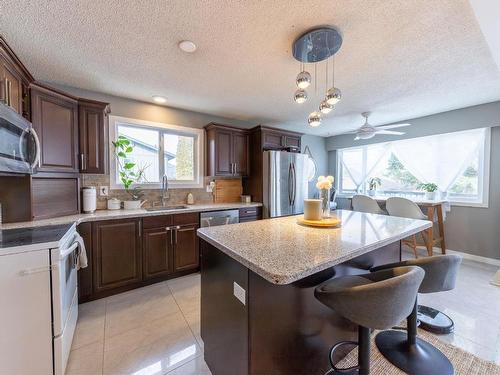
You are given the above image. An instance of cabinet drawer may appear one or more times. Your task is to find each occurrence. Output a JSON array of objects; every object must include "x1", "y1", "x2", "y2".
[
  {"x1": 143, "y1": 215, "x2": 173, "y2": 229},
  {"x1": 239, "y1": 206, "x2": 262, "y2": 218},
  {"x1": 239, "y1": 216, "x2": 260, "y2": 223},
  {"x1": 173, "y1": 212, "x2": 199, "y2": 226}
]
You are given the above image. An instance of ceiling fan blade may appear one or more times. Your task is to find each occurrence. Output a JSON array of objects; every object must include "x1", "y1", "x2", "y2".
[
  {"x1": 375, "y1": 130, "x2": 405, "y2": 135},
  {"x1": 377, "y1": 123, "x2": 411, "y2": 130}
]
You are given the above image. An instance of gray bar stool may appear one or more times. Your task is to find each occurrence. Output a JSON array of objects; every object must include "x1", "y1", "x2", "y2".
[
  {"x1": 372, "y1": 255, "x2": 461, "y2": 375},
  {"x1": 315, "y1": 266, "x2": 424, "y2": 375}
]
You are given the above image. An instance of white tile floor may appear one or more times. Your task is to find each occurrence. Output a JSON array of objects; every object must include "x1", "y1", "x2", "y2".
[{"x1": 67, "y1": 257, "x2": 500, "y2": 375}]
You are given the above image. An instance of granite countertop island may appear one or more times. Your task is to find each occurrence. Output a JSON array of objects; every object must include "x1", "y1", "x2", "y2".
[
  {"x1": 197, "y1": 209, "x2": 432, "y2": 285},
  {"x1": 198, "y1": 210, "x2": 432, "y2": 375}
]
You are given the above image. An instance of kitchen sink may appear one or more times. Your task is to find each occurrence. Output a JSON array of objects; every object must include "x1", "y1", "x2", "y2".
[{"x1": 145, "y1": 205, "x2": 188, "y2": 211}]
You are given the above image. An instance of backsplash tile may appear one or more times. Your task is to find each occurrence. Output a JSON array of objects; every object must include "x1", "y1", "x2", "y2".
[{"x1": 81, "y1": 174, "x2": 215, "y2": 210}]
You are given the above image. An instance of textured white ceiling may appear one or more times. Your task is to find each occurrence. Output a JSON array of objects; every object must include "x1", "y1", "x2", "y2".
[{"x1": 1, "y1": 0, "x2": 500, "y2": 136}]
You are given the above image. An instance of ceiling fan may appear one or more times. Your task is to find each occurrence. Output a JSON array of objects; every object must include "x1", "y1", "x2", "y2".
[{"x1": 347, "y1": 112, "x2": 411, "y2": 140}]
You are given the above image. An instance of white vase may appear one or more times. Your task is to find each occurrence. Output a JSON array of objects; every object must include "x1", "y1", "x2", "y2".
[
  {"x1": 319, "y1": 189, "x2": 331, "y2": 218},
  {"x1": 424, "y1": 192, "x2": 436, "y2": 200},
  {"x1": 123, "y1": 200, "x2": 145, "y2": 210}
]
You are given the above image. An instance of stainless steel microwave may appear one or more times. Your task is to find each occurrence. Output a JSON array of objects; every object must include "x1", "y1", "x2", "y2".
[{"x1": 0, "y1": 102, "x2": 40, "y2": 174}]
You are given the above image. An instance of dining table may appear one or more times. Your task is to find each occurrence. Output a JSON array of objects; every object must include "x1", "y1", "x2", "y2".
[{"x1": 348, "y1": 195, "x2": 448, "y2": 255}]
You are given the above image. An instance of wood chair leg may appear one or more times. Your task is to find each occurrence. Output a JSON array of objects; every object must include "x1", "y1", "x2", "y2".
[
  {"x1": 425, "y1": 207, "x2": 435, "y2": 256},
  {"x1": 412, "y1": 235, "x2": 418, "y2": 259},
  {"x1": 437, "y1": 205, "x2": 446, "y2": 254}
]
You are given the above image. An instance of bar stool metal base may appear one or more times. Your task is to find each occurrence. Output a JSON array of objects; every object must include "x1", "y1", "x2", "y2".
[
  {"x1": 375, "y1": 330, "x2": 454, "y2": 375},
  {"x1": 418, "y1": 305, "x2": 454, "y2": 334}
]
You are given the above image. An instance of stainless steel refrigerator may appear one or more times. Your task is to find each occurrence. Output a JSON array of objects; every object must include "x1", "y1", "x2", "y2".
[{"x1": 262, "y1": 150, "x2": 308, "y2": 218}]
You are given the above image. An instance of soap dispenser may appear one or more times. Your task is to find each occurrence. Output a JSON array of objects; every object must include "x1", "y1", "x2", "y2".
[{"x1": 187, "y1": 192, "x2": 194, "y2": 205}]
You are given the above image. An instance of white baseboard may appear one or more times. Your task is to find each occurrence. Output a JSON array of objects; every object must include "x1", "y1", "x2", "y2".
[{"x1": 405, "y1": 245, "x2": 500, "y2": 267}]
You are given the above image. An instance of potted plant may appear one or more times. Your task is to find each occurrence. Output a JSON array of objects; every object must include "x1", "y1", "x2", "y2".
[
  {"x1": 112, "y1": 135, "x2": 148, "y2": 210},
  {"x1": 368, "y1": 177, "x2": 381, "y2": 196},
  {"x1": 419, "y1": 183, "x2": 438, "y2": 200}
]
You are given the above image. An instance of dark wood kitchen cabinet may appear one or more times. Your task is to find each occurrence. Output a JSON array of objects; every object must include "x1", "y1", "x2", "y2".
[
  {"x1": 92, "y1": 218, "x2": 142, "y2": 294},
  {"x1": 205, "y1": 123, "x2": 249, "y2": 177},
  {"x1": 31, "y1": 83, "x2": 79, "y2": 173},
  {"x1": 259, "y1": 126, "x2": 302, "y2": 151},
  {"x1": 143, "y1": 227, "x2": 174, "y2": 279},
  {"x1": 78, "y1": 99, "x2": 110, "y2": 173},
  {"x1": 0, "y1": 36, "x2": 33, "y2": 120},
  {"x1": 174, "y1": 224, "x2": 199, "y2": 271},
  {"x1": 77, "y1": 222, "x2": 93, "y2": 302}
]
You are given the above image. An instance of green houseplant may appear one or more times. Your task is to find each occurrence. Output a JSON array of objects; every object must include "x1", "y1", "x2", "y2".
[
  {"x1": 368, "y1": 177, "x2": 381, "y2": 196},
  {"x1": 112, "y1": 135, "x2": 147, "y2": 209},
  {"x1": 419, "y1": 182, "x2": 438, "y2": 200}
]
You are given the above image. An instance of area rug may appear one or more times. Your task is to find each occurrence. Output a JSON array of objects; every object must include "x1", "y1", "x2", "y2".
[{"x1": 336, "y1": 328, "x2": 500, "y2": 375}]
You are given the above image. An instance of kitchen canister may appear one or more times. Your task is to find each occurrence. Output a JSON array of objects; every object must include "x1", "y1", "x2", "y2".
[
  {"x1": 82, "y1": 187, "x2": 97, "y2": 213},
  {"x1": 107, "y1": 198, "x2": 121, "y2": 210}
]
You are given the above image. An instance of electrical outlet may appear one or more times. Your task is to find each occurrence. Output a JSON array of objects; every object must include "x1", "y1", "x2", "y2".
[
  {"x1": 206, "y1": 181, "x2": 215, "y2": 193},
  {"x1": 233, "y1": 282, "x2": 246, "y2": 305},
  {"x1": 99, "y1": 186, "x2": 109, "y2": 196}
]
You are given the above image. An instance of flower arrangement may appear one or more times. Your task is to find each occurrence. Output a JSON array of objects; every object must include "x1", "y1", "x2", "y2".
[
  {"x1": 316, "y1": 175, "x2": 334, "y2": 190},
  {"x1": 316, "y1": 176, "x2": 334, "y2": 217}
]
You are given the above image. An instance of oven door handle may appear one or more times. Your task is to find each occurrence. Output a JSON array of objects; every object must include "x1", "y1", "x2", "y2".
[
  {"x1": 20, "y1": 265, "x2": 57, "y2": 276},
  {"x1": 59, "y1": 241, "x2": 79, "y2": 259}
]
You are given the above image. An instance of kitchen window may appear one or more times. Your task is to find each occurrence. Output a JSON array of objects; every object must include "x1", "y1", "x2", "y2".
[
  {"x1": 109, "y1": 116, "x2": 204, "y2": 189},
  {"x1": 336, "y1": 127, "x2": 491, "y2": 207}
]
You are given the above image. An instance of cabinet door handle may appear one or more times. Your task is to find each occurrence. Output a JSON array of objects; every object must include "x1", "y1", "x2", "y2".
[
  {"x1": 6, "y1": 78, "x2": 12, "y2": 107},
  {"x1": 245, "y1": 210, "x2": 256, "y2": 214},
  {"x1": 138, "y1": 221, "x2": 142, "y2": 237},
  {"x1": 80, "y1": 154, "x2": 86, "y2": 170},
  {"x1": 0, "y1": 78, "x2": 6, "y2": 104}
]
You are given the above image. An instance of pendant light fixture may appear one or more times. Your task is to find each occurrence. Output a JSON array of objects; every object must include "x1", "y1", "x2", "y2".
[
  {"x1": 294, "y1": 89, "x2": 308, "y2": 104},
  {"x1": 308, "y1": 111, "x2": 322, "y2": 127},
  {"x1": 292, "y1": 26, "x2": 343, "y2": 128}
]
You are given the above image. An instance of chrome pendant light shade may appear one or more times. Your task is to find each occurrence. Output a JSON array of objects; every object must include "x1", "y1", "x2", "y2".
[
  {"x1": 294, "y1": 89, "x2": 308, "y2": 104},
  {"x1": 319, "y1": 100, "x2": 333, "y2": 114},
  {"x1": 296, "y1": 71, "x2": 311, "y2": 89},
  {"x1": 308, "y1": 112, "x2": 322, "y2": 127},
  {"x1": 326, "y1": 87, "x2": 342, "y2": 105}
]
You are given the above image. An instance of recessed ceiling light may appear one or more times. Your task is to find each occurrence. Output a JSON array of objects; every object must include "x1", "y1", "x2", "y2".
[
  {"x1": 152, "y1": 95, "x2": 167, "y2": 104},
  {"x1": 178, "y1": 40, "x2": 197, "y2": 53}
]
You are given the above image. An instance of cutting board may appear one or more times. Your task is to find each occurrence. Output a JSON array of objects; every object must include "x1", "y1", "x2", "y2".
[{"x1": 214, "y1": 179, "x2": 243, "y2": 203}]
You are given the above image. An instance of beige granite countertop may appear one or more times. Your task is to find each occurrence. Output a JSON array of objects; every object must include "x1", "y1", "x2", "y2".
[
  {"x1": 0, "y1": 202, "x2": 262, "y2": 230},
  {"x1": 197, "y1": 210, "x2": 432, "y2": 285}
]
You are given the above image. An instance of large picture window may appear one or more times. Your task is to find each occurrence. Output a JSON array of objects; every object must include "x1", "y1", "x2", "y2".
[
  {"x1": 336, "y1": 128, "x2": 491, "y2": 207},
  {"x1": 109, "y1": 116, "x2": 204, "y2": 189}
]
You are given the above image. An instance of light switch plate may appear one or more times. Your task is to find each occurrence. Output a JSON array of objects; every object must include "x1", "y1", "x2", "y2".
[
  {"x1": 233, "y1": 282, "x2": 246, "y2": 305},
  {"x1": 99, "y1": 186, "x2": 109, "y2": 196}
]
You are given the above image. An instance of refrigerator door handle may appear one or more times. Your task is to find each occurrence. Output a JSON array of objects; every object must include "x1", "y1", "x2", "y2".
[
  {"x1": 291, "y1": 162, "x2": 297, "y2": 206},
  {"x1": 288, "y1": 163, "x2": 293, "y2": 206}
]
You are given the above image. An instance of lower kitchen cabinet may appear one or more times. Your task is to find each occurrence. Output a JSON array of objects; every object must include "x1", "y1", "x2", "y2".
[
  {"x1": 143, "y1": 227, "x2": 174, "y2": 280},
  {"x1": 174, "y1": 224, "x2": 199, "y2": 271},
  {"x1": 78, "y1": 213, "x2": 200, "y2": 302},
  {"x1": 92, "y1": 218, "x2": 143, "y2": 294}
]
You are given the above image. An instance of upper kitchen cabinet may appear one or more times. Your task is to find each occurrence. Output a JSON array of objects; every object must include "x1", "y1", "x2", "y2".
[
  {"x1": 78, "y1": 99, "x2": 110, "y2": 174},
  {"x1": 31, "y1": 83, "x2": 79, "y2": 173},
  {"x1": 258, "y1": 126, "x2": 302, "y2": 151},
  {"x1": 205, "y1": 123, "x2": 249, "y2": 177},
  {"x1": 0, "y1": 36, "x2": 34, "y2": 120}
]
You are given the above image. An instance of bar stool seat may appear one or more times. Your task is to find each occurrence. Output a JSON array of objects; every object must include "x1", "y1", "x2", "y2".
[
  {"x1": 315, "y1": 266, "x2": 424, "y2": 375},
  {"x1": 372, "y1": 255, "x2": 461, "y2": 375}
]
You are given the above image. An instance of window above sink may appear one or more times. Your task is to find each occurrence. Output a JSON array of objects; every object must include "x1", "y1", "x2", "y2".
[{"x1": 109, "y1": 116, "x2": 204, "y2": 190}]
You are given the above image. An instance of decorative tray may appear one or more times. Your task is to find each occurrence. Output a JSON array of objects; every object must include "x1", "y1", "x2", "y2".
[{"x1": 296, "y1": 216, "x2": 341, "y2": 228}]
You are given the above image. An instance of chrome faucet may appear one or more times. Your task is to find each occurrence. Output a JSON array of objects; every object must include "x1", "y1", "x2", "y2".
[{"x1": 161, "y1": 175, "x2": 169, "y2": 206}]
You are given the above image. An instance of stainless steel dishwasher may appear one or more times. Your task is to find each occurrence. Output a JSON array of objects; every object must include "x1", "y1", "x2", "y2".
[{"x1": 200, "y1": 209, "x2": 239, "y2": 227}]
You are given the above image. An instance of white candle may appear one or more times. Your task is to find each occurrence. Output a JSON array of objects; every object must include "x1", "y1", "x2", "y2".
[{"x1": 304, "y1": 199, "x2": 322, "y2": 221}]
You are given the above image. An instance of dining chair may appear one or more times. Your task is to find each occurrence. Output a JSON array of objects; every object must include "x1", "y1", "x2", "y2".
[
  {"x1": 352, "y1": 194, "x2": 384, "y2": 214},
  {"x1": 386, "y1": 197, "x2": 433, "y2": 258}
]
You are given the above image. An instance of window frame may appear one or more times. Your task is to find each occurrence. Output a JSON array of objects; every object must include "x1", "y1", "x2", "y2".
[
  {"x1": 335, "y1": 128, "x2": 491, "y2": 208},
  {"x1": 109, "y1": 115, "x2": 204, "y2": 190}
]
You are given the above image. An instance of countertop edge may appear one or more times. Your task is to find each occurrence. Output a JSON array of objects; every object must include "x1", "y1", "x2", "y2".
[{"x1": 197, "y1": 220, "x2": 432, "y2": 285}]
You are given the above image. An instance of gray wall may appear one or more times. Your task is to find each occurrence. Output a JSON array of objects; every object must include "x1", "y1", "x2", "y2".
[
  {"x1": 302, "y1": 135, "x2": 328, "y2": 198},
  {"x1": 49, "y1": 83, "x2": 256, "y2": 129},
  {"x1": 327, "y1": 101, "x2": 500, "y2": 260}
]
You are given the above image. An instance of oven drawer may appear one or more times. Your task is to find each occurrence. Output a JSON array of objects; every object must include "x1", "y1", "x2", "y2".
[{"x1": 53, "y1": 289, "x2": 78, "y2": 375}]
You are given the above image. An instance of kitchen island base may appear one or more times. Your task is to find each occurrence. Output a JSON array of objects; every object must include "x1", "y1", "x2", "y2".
[{"x1": 200, "y1": 239, "x2": 401, "y2": 375}]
